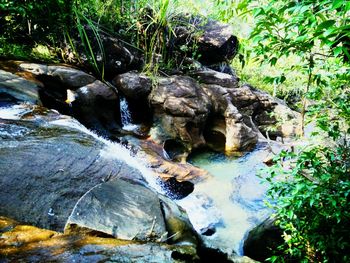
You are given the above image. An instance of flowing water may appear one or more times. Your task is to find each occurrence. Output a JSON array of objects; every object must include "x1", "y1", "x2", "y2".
[
  {"x1": 0, "y1": 103, "x2": 278, "y2": 257},
  {"x1": 0, "y1": 104, "x2": 162, "y2": 193},
  {"x1": 177, "y1": 144, "x2": 279, "y2": 255},
  {"x1": 119, "y1": 96, "x2": 138, "y2": 131}
]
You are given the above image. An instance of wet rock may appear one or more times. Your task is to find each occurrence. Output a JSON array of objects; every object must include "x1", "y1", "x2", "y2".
[
  {"x1": 113, "y1": 71, "x2": 153, "y2": 125},
  {"x1": 0, "y1": 112, "x2": 144, "y2": 231},
  {"x1": 159, "y1": 195, "x2": 199, "y2": 246},
  {"x1": 149, "y1": 76, "x2": 211, "y2": 152},
  {"x1": 65, "y1": 179, "x2": 167, "y2": 242},
  {"x1": 243, "y1": 218, "x2": 284, "y2": 262},
  {"x1": 19, "y1": 63, "x2": 96, "y2": 89},
  {"x1": 202, "y1": 84, "x2": 258, "y2": 153},
  {"x1": 72, "y1": 80, "x2": 121, "y2": 138},
  {"x1": 0, "y1": 69, "x2": 40, "y2": 104},
  {"x1": 191, "y1": 69, "x2": 239, "y2": 88},
  {"x1": 0, "y1": 216, "x2": 198, "y2": 263},
  {"x1": 159, "y1": 177, "x2": 194, "y2": 200},
  {"x1": 14, "y1": 65, "x2": 122, "y2": 138},
  {"x1": 113, "y1": 71, "x2": 152, "y2": 99},
  {"x1": 132, "y1": 137, "x2": 210, "y2": 182}
]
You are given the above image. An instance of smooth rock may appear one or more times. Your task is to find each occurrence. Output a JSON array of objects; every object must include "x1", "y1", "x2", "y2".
[
  {"x1": 0, "y1": 216, "x2": 198, "y2": 263},
  {"x1": 0, "y1": 113, "x2": 144, "y2": 231},
  {"x1": 191, "y1": 69, "x2": 239, "y2": 88},
  {"x1": 0, "y1": 69, "x2": 40, "y2": 104},
  {"x1": 243, "y1": 218, "x2": 283, "y2": 262},
  {"x1": 149, "y1": 76, "x2": 211, "y2": 152},
  {"x1": 113, "y1": 71, "x2": 152, "y2": 99},
  {"x1": 65, "y1": 179, "x2": 167, "y2": 242},
  {"x1": 72, "y1": 80, "x2": 121, "y2": 138},
  {"x1": 19, "y1": 63, "x2": 96, "y2": 88}
]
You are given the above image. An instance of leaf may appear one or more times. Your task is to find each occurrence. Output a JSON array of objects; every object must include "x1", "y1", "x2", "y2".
[
  {"x1": 317, "y1": 20, "x2": 336, "y2": 31},
  {"x1": 333, "y1": 46, "x2": 343, "y2": 57},
  {"x1": 332, "y1": 0, "x2": 344, "y2": 9}
]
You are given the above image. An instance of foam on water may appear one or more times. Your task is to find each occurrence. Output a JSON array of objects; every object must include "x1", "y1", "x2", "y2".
[
  {"x1": 0, "y1": 104, "x2": 30, "y2": 120},
  {"x1": 50, "y1": 117, "x2": 163, "y2": 193},
  {"x1": 120, "y1": 97, "x2": 133, "y2": 127},
  {"x1": 178, "y1": 144, "x2": 275, "y2": 255}
]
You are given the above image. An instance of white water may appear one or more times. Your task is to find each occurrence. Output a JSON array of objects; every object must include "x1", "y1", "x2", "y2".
[
  {"x1": 50, "y1": 117, "x2": 163, "y2": 193},
  {"x1": 0, "y1": 104, "x2": 163, "y2": 194},
  {"x1": 177, "y1": 144, "x2": 278, "y2": 255},
  {"x1": 0, "y1": 104, "x2": 32, "y2": 120}
]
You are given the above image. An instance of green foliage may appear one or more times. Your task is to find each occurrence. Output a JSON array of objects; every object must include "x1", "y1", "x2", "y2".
[{"x1": 248, "y1": 0, "x2": 350, "y2": 261}]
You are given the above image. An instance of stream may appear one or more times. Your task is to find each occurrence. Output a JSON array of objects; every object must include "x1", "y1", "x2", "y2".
[
  {"x1": 0, "y1": 102, "x2": 279, "y2": 258},
  {"x1": 177, "y1": 144, "x2": 278, "y2": 255}
]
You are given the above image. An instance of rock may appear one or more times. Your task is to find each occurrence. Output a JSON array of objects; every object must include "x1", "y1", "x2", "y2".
[
  {"x1": 174, "y1": 18, "x2": 239, "y2": 65},
  {"x1": 14, "y1": 65, "x2": 122, "y2": 138},
  {"x1": 191, "y1": 69, "x2": 239, "y2": 88},
  {"x1": 72, "y1": 80, "x2": 121, "y2": 138},
  {"x1": 113, "y1": 71, "x2": 153, "y2": 125},
  {"x1": 0, "y1": 216, "x2": 198, "y2": 263},
  {"x1": 197, "y1": 19, "x2": 239, "y2": 64},
  {"x1": 113, "y1": 71, "x2": 152, "y2": 99},
  {"x1": 65, "y1": 179, "x2": 167, "y2": 242},
  {"x1": 71, "y1": 28, "x2": 143, "y2": 78},
  {"x1": 132, "y1": 137, "x2": 210, "y2": 182},
  {"x1": 19, "y1": 63, "x2": 96, "y2": 89},
  {"x1": 204, "y1": 83, "x2": 301, "y2": 140},
  {"x1": 149, "y1": 76, "x2": 211, "y2": 152},
  {"x1": 158, "y1": 195, "x2": 198, "y2": 246},
  {"x1": 243, "y1": 218, "x2": 284, "y2": 262},
  {"x1": 202, "y1": 84, "x2": 258, "y2": 153},
  {"x1": 0, "y1": 109, "x2": 144, "y2": 231},
  {"x1": 0, "y1": 69, "x2": 40, "y2": 104},
  {"x1": 238, "y1": 84, "x2": 302, "y2": 138}
]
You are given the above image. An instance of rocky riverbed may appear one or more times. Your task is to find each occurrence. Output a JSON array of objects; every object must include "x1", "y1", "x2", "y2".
[{"x1": 0, "y1": 17, "x2": 301, "y2": 262}]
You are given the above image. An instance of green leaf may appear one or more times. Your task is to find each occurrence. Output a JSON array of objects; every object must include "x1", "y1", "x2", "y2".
[
  {"x1": 332, "y1": 0, "x2": 344, "y2": 9},
  {"x1": 317, "y1": 20, "x2": 336, "y2": 31},
  {"x1": 333, "y1": 46, "x2": 343, "y2": 57}
]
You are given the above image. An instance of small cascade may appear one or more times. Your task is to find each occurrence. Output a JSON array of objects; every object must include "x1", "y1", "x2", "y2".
[
  {"x1": 119, "y1": 96, "x2": 138, "y2": 131},
  {"x1": 50, "y1": 117, "x2": 163, "y2": 194},
  {"x1": 0, "y1": 104, "x2": 163, "y2": 194}
]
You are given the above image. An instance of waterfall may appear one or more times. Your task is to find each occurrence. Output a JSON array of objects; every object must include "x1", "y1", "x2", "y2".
[
  {"x1": 0, "y1": 104, "x2": 163, "y2": 194},
  {"x1": 120, "y1": 96, "x2": 132, "y2": 127},
  {"x1": 50, "y1": 117, "x2": 163, "y2": 193},
  {"x1": 119, "y1": 97, "x2": 138, "y2": 131}
]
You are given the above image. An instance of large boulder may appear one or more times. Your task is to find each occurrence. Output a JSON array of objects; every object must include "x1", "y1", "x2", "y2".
[
  {"x1": 0, "y1": 69, "x2": 40, "y2": 105},
  {"x1": 71, "y1": 80, "x2": 121, "y2": 138},
  {"x1": 230, "y1": 84, "x2": 302, "y2": 138},
  {"x1": 243, "y1": 218, "x2": 284, "y2": 262},
  {"x1": 71, "y1": 28, "x2": 143, "y2": 78},
  {"x1": 174, "y1": 18, "x2": 239, "y2": 65},
  {"x1": 19, "y1": 63, "x2": 96, "y2": 89},
  {"x1": 17, "y1": 64, "x2": 122, "y2": 138},
  {"x1": 0, "y1": 105, "x2": 198, "y2": 250},
  {"x1": 65, "y1": 179, "x2": 167, "y2": 242},
  {"x1": 113, "y1": 71, "x2": 152, "y2": 99},
  {"x1": 0, "y1": 111, "x2": 142, "y2": 231},
  {"x1": 113, "y1": 71, "x2": 153, "y2": 125},
  {"x1": 149, "y1": 76, "x2": 211, "y2": 154},
  {"x1": 0, "y1": 216, "x2": 198, "y2": 263},
  {"x1": 202, "y1": 84, "x2": 258, "y2": 153}
]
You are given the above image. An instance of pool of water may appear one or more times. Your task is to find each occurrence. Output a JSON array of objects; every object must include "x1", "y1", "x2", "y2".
[{"x1": 177, "y1": 142, "x2": 279, "y2": 255}]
